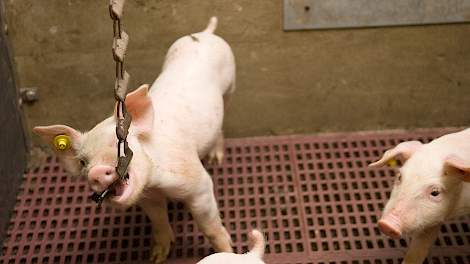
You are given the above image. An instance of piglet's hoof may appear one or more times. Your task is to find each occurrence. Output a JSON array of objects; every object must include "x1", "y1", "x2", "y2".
[
  {"x1": 150, "y1": 235, "x2": 173, "y2": 264},
  {"x1": 207, "y1": 150, "x2": 224, "y2": 166}
]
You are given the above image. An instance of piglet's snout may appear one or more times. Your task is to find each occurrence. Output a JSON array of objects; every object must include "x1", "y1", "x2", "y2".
[
  {"x1": 378, "y1": 215, "x2": 402, "y2": 239},
  {"x1": 88, "y1": 165, "x2": 118, "y2": 193}
]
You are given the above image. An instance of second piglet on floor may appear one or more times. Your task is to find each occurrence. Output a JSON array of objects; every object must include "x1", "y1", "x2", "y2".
[
  {"x1": 369, "y1": 129, "x2": 470, "y2": 264},
  {"x1": 197, "y1": 230, "x2": 266, "y2": 264},
  {"x1": 33, "y1": 17, "x2": 235, "y2": 264}
]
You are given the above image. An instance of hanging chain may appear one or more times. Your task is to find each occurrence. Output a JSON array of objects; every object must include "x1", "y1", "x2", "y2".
[
  {"x1": 109, "y1": 0, "x2": 133, "y2": 181},
  {"x1": 91, "y1": 0, "x2": 132, "y2": 206}
]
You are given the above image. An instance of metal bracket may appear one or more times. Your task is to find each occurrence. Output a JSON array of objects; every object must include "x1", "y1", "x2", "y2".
[
  {"x1": 284, "y1": 0, "x2": 470, "y2": 30},
  {"x1": 19, "y1": 87, "x2": 39, "y2": 104}
]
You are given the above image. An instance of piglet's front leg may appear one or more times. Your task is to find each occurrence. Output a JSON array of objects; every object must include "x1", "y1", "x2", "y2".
[
  {"x1": 141, "y1": 198, "x2": 175, "y2": 264},
  {"x1": 185, "y1": 164, "x2": 232, "y2": 252},
  {"x1": 402, "y1": 225, "x2": 440, "y2": 264}
]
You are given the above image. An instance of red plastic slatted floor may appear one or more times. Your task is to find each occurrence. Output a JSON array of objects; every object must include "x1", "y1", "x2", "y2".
[{"x1": 2, "y1": 128, "x2": 470, "y2": 264}]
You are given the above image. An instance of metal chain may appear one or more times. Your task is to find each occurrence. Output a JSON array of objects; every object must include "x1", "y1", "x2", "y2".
[
  {"x1": 91, "y1": 0, "x2": 132, "y2": 206},
  {"x1": 109, "y1": 0, "x2": 133, "y2": 182}
]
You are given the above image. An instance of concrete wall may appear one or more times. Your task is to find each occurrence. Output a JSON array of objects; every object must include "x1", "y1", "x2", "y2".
[{"x1": 6, "y1": 0, "x2": 470, "y2": 142}]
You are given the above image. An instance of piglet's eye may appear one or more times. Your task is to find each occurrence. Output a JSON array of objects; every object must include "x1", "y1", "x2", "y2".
[
  {"x1": 429, "y1": 185, "x2": 444, "y2": 201},
  {"x1": 79, "y1": 159, "x2": 87, "y2": 167},
  {"x1": 428, "y1": 185, "x2": 444, "y2": 202}
]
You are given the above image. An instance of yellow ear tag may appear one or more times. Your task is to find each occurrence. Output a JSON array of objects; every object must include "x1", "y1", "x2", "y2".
[
  {"x1": 387, "y1": 158, "x2": 397, "y2": 167},
  {"x1": 53, "y1": 135, "x2": 72, "y2": 151}
]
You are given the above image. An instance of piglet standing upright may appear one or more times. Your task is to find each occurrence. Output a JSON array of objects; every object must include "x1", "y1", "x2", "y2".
[
  {"x1": 33, "y1": 17, "x2": 235, "y2": 264},
  {"x1": 369, "y1": 129, "x2": 470, "y2": 264}
]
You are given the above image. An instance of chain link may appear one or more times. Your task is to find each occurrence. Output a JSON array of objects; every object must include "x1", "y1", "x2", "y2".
[{"x1": 91, "y1": 0, "x2": 132, "y2": 206}]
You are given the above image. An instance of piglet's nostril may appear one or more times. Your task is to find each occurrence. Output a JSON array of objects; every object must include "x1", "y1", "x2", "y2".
[{"x1": 105, "y1": 170, "x2": 113, "y2": 175}]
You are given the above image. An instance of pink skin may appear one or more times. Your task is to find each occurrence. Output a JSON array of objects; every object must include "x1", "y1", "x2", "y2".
[
  {"x1": 378, "y1": 185, "x2": 443, "y2": 239},
  {"x1": 33, "y1": 17, "x2": 236, "y2": 264},
  {"x1": 378, "y1": 199, "x2": 414, "y2": 239},
  {"x1": 378, "y1": 213, "x2": 402, "y2": 239},
  {"x1": 87, "y1": 164, "x2": 136, "y2": 205},
  {"x1": 197, "y1": 230, "x2": 265, "y2": 264},
  {"x1": 382, "y1": 194, "x2": 443, "y2": 238},
  {"x1": 110, "y1": 169, "x2": 136, "y2": 205},
  {"x1": 370, "y1": 130, "x2": 470, "y2": 264},
  {"x1": 88, "y1": 165, "x2": 116, "y2": 193}
]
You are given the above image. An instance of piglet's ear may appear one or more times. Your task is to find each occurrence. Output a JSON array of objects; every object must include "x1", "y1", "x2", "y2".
[
  {"x1": 444, "y1": 155, "x2": 470, "y2": 182},
  {"x1": 32, "y1": 125, "x2": 83, "y2": 176},
  {"x1": 124, "y1": 84, "x2": 153, "y2": 136},
  {"x1": 369, "y1": 141, "x2": 423, "y2": 167}
]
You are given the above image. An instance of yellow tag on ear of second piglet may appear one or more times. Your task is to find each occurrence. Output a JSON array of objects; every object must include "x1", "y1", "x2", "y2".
[
  {"x1": 387, "y1": 158, "x2": 397, "y2": 167},
  {"x1": 53, "y1": 135, "x2": 71, "y2": 151}
]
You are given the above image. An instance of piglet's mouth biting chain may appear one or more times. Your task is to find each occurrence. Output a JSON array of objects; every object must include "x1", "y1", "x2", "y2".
[{"x1": 89, "y1": 174, "x2": 129, "y2": 207}]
